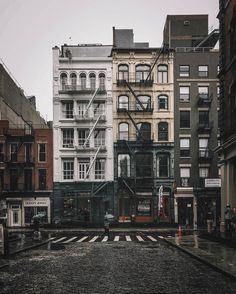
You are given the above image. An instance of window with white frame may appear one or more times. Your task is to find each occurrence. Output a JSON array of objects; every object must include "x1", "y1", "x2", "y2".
[
  {"x1": 199, "y1": 167, "x2": 209, "y2": 178},
  {"x1": 180, "y1": 138, "x2": 190, "y2": 157},
  {"x1": 199, "y1": 138, "x2": 209, "y2": 157},
  {"x1": 78, "y1": 159, "x2": 90, "y2": 179},
  {"x1": 93, "y1": 102, "x2": 105, "y2": 118},
  {"x1": 180, "y1": 167, "x2": 190, "y2": 187},
  {"x1": 180, "y1": 86, "x2": 190, "y2": 102},
  {"x1": 136, "y1": 95, "x2": 151, "y2": 111},
  {"x1": 63, "y1": 159, "x2": 74, "y2": 180},
  {"x1": 158, "y1": 95, "x2": 168, "y2": 110},
  {"x1": 179, "y1": 65, "x2": 190, "y2": 77},
  {"x1": 62, "y1": 101, "x2": 73, "y2": 119},
  {"x1": 118, "y1": 64, "x2": 129, "y2": 81},
  {"x1": 118, "y1": 154, "x2": 130, "y2": 177},
  {"x1": 60, "y1": 73, "x2": 67, "y2": 90},
  {"x1": 99, "y1": 73, "x2": 106, "y2": 91},
  {"x1": 78, "y1": 129, "x2": 89, "y2": 147},
  {"x1": 119, "y1": 123, "x2": 129, "y2": 140},
  {"x1": 38, "y1": 143, "x2": 46, "y2": 162},
  {"x1": 70, "y1": 73, "x2": 77, "y2": 89},
  {"x1": 118, "y1": 95, "x2": 129, "y2": 110},
  {"x1": 62, "y1": 129, "x2": 74, "y2": 148},
  {"x1": 89, "y1": 73, "x2": 96, "y2": 90},
  {"x1": 95, "y1": 158, "x2": 105, "y2": 179},
  {"x1": 157, "y1": 64, "x2": 168, "y2": 83},
  {"x1": 79, "y1": 73, "x2": 86, "y2": 89},
  {"x1": 198, "y1": 65, "x2": 208, "y2": 77},
  {"x1": 136, "y1": 64, "x2": 151, "y2": 82},
  {"x1": 94, "y1": 129, "x2": 105, "y2": 147},
  {"x1": 77, "y1": 102, "x2": 88, "y2": 118},
  {"x1": 198, "y1": 86, "x2": 209, "y2": 99}
]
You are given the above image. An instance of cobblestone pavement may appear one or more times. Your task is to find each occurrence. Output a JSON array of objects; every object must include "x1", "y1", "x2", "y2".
[{"x1": 1, "y1": 237, "x2": 236, "y2": 294}]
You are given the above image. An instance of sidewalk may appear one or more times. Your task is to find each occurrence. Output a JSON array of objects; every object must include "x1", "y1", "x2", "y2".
[{"x1": 164, "y1": 232, "x2": 236, "y2": 280}]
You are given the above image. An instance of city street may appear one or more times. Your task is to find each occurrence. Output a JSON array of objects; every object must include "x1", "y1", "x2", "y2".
[{"x1": 1, "y1": 232, "x2": 236, "y2": 293}]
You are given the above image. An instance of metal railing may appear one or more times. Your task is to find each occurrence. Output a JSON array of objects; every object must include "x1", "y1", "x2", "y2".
[{"x1": 116, "y1": 73, "x2": 154, "y2": 86}]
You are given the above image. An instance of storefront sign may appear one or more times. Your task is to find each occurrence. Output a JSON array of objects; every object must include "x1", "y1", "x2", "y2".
[
  {"x1": 205, "y1": 178, "x2": 221, "y2": 188},
  {"x1": 23, "y1": 198, "x2": 49, "y2": 207}
]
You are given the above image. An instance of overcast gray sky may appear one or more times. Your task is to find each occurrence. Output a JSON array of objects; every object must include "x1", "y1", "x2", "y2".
[{"x1": 0, "y1": 0, "x2": 218, "y2": 121}]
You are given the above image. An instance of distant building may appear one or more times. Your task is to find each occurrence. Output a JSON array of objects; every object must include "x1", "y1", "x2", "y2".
[
  {"x1": 0, "y1": 63, "x2": 52, "y2": 227},
  {"x1": 52, "y1": 44, "x2": 114, "y2": 225},
  {"x1": 112, "y1": 28, "x2": 175, "y2": 224},
  {"x1": 217, "y1": 0, "x2": 236, "y2": 231},
  {"x1": 163, "y1": 15, "x2": 220, "y2": 228}
]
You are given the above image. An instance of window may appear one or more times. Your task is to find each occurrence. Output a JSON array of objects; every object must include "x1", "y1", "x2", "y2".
[
  {"x1": 198, "y1": 86, "x2": 209, "y2": 99},
  {"x1": 118, "y1": 95, "x2": 129, "y2": 110},
  {"x1": 199, "y1": 111, "x2": 209, "y2": 126},
  {"x1": 63, "y1": 197, "x2": 75, "y2": 217},
  {"x1": 136, "y1": 95, "x2": 151, "y2": 111},
  {"x1": 89, "y1": 73, "x2": 96, "y2": 90},
  {"x1": 179, "y1": 65, "x2": 190, "y2": 77},
  {"x1": 137, "y1": 199, "x2": 151, "y2": 216},
  {"x1": 10, "y1": 143, "x2": 18, "y2": 162},
  {"x1": 136, "y1": 64, "x2": 151, "y2": 82},
  {"x1": 63, "y1": 160, "x2": 74, "y2": 180},
  {"x1": 180, "y1": 167, "x2": 190, "y2": 187},
  {"x1": 119, "y1": 123, "x2": 129, "y2": 140},
  {"x1": 180, "y1": 111, "x2": 190, "y2": 128},
  {"x1": 24, "y1": 169, "x2": 32, "y2": 191},
  {"x1": 217, "y1": 86, "x2": 220, "y2": 98},
  {"x1": 198, "y1": 65, "x2": 208, "y2": 77},
  {"x1": 157, "y1": 65, "x2": 168, "y2": 83},
  {"x1": 230, "y1": 15, "x2": 236, "y2": 59},
  {"x1": 93, "y1": 102, "x2": 105, "y2": 118},
  {"x1": 199, "y1": 167, "x2": 209, "y2": 178},
  {"x1": 136, "y1": 122, "x2": 151, "y2": 141},
  {"x1": 95, "y1": 158, "x2": 105, "y2": 179},
  {"x1": 158, "y1": 122, "x2": 168, "y2": 141},
  {"x1": 118, "y1": 154, "x2": 130, "y2": 177},
  {"x1": 0, "y1": 170, "x2": 4, "y2": 191},
  {"x1": 79, "y1": 73, "x2": 86, "y2": 89},
  {"x1": 118, "y1": 64, "x2": 129, "y2": 81},
  {"x1": 78, "y1": 129, "x2": 89, "y2": 147},
  {"x1": 62, "y1": 101, "x2": 73, "y2": 119},
  {"x1": 184, "y1": 20, "x2": 190, "y2": 26},
  {"x1": 158, "y1": 95, "x2": 168, "y2": 110},
  {"x1": 25, "y1": 143, "x2": 32, "y2": 162},
  {"x1": 180, "y1": 138, "x2": 190, "y2": 157},
  {"x1": 136, "y1": 153, "x2": 153, "y2": 177},
  {"x1": 62, "y1": 129, "x2": 74, "y2": 148},
  {"x1": 38, "y1": 143, "x2": 46, "y2": 162},
  {"x1": 10, "y1": 169, "x2": 18, "y2": 190},
  {"x1": 157, "y1": 153, "x2": 169, "y2": 177},
  {"x1": 99, "y1": 73, "x2": 105, "y2": 91},
  {"x1": 78, "y1": 159, "x2": 90, "y2": 179},
  {"x1": 70, "y1": 73, "x2": 77, "y2": 89},
  {"x1": 180, "y1": 86, "x2": 190, "y2": 102},
  {"x1": 94, "y1": 129, "x2": 105, "y2": 147},
  {"x1": 0, "y1": 143, "x2": 4, "y2": 162},
  {"x1": 199, "y1": 138, "x2": 209, "y2": 157},
  {"x1": 77, "y1": 102, "x2": 88, "y2": 118},
  {"x1": 60, "y1": 73, "x2": 67, "y2": 90},
  {"x1": 39, "y1": 169, "x2": 46, "y2": 190}
]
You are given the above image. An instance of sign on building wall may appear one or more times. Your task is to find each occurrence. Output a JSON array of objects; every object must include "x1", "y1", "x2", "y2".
[
  {"x1": 205, "y1": 178, "x2": 221, "y2": 188},
  {"x1": 23, "y1": 198, "x2": 50, "y2": 207}
]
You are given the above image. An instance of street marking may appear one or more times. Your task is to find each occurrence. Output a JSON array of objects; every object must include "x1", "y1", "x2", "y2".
[
  {"x1": 52, "y1": 237, "x2": 67, "y2": 243},
  {"x1": 77, "y1": 236, "x2": 88, "y2": 243},
  {"x1": 125, "y1": 235, "x2": 132, "y2": 242},
  {"x1": 167, "y1": 235, "x2": 172, "y2": 238},
  {"x1": 136, "y1": 235, "x2": 144, "y2": 242},
  {"x1": 158, "y1": 236, "x2": 164, "y2": 239},
  {"x1": 63, "y1": 237, "x2": 77, "y2": 243},
  {"x1": 101, "y1": 236, "x2": 108, "y2": 242},
  {"x1": 89, "y1": 236, "x2": 99, "y2": 243},
  {"x1": 147, "y1": 235, "x2": 157, "y2": 242},
  {"x1": 48, "y1": 237, "x2": 56, "y2": 241},
  {"x1": 114, "y1": 236, "x2": 119, "y2": 242}
]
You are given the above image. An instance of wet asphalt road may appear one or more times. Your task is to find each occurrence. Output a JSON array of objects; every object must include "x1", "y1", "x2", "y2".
[{"x1": 1, "y1": 235, "x2": 236, "y2": 294}]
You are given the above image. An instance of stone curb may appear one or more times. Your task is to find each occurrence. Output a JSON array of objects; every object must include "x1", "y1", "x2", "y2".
[
  {"x1": 9, "y1": 239, "x2": 50, "y2": 256},
  {"x1": 162, "y1": 237, "x2": 236, "y2": 281}
]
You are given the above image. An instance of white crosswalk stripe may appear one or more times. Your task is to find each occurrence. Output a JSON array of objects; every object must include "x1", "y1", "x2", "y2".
[
  {"x1": 158, "y1": 235, "x2": 164, "y2": 239},
  {"x1": 101, "y1": 236, "x2": 108, "y2": 242},
  {"x1": 89, "y1": 236, "x2": 99, "y2": 243},
  {"x1": 136, "y1": 235, "x2": 144, "y2": 242},
  {"x1": 114, "y1": 236, "x2": 120, "y2": 241},
  {"x1": 52, "y1": 237, "x2": 67, "y2": 243},
  {"x1": 48, "y1": 237, "x2": 56, "y2": 241},
  {"x1": 63, "y1": 237, "x2": 77, "y2": 244},
  {"x1": 77, "y1": 236, "x2": 88, "y2": 243},
  {"x1": 125, "y1": 235, "x2": 132, "y2": 241},
  {"x1": 147, "y1": 235, "x2": 157, "y2": 242}
]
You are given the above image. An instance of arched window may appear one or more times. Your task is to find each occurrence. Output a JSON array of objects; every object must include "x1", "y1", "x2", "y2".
[
  {"x1": 158, "y1": 95, "x2": 168, "y2": 110},
  {"x1": 157, "y1": 153, "x2": 170, "y2": 177},
  {"x1": 99, "y1": 73, "x2": 105, "y2": 91},
  {"x1": 118, "y1": 154, "x2": 130, "y2": 177},
  {"x1": 136, "y1": 64, "x2": 151, "y2": 82},
  {"x1": 136, "y1": 95, "x2": 151, "y2": 110},
  {"x1": 60, "y1": 73, "x2": 67, "y2": 90},
  {"x1": 118, "y1": 96, "x2": 129, "y2": 110},
  {"x1": 158, "y1": 122, "x2": 168, "y2": 141},
  {"x1": 136, "y1": 122, "x2": 151, "y2": 141},
  {"x1": 89, "y1": 73, "x2": 96, "y2": 90},
  {"x1": 119, "y1": 123, "x2": 129, "y2": 140},
  {"x1": 158, "y1": 65, "x2": 168, "y2": 83},
  {"x1": 79, "y1": 73, "x2": 86, "y2": 90},
  {"x1": 70, "y1": 73, "x2": 77, "y2": 89},
  {"x1": 118, "y1": 64, "x2": 129, "y2": 81}
]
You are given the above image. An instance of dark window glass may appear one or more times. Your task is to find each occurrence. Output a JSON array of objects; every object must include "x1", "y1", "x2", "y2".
[
  {"x1": 24, "y1": 169, "x2": 32, "y2": 191},
  {"x1": 136, "y1": 96, "x2": 151, "y2": 110},
  {"x1": 39, "y1": 169, "x2": 46, "y2": 190},
  {"x1": 39, "y1": 143, "x2": 46, "y2": 162},
  {"x1": 158, "y1": 122, "x2": 168, "y2": 141},
  {"x1": 136, "y1": 122, "x2": 151, "y2": 141},
  {"x1": 136, "y1": 153, "x2": 153, "y2": 177},
  {"x1": 199, "y1": 111, "x2": 209, "y2": 125},
  {"x1": 158, "y1": 95, "x2": 168, "y2": 110},
  {"x1": 157, "y1": 153, "x2": 169, "y2": 177},
  {"x1": 180, "y1": 111, "x2": 190, "y2": 128}
]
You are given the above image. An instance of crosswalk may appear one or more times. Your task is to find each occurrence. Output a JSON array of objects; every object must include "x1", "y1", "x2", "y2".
[{"x1": 50, "y1": 234, "x2": 163, "y2": 244}]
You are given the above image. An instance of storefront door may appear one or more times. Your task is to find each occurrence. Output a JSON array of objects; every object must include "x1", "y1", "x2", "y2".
[{"x1": 10, "y1": 205, "x2": 21, "y2": 227}]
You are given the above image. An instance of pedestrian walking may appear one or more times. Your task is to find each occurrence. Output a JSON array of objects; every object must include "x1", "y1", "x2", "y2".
[{"x1": 225, "y1": 204, "x2": 234, "y2": 235}]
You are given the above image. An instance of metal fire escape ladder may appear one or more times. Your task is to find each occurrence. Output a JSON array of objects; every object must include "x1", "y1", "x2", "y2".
[
  {"x1": 83, "y1": 88, "x2": 99, "y2": 118},
  {"x1": 124, "y1": 81, "x2": 145, "y2": 111},
  {"x1": 145, "y1": 46, "x2": 166, "y2": 82},
  {"x1": 124, "y1": 110, "x2": 144, "y2": 140},
  {"x1": 122, "y1": 179, "x2": 134, "y2": 195},
  {"x1": 83, "y1": 115, "x2": 101, "y2": 148},
  {"x1": 84, "y1": 146, "x2": 101, "y2": 179}
]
